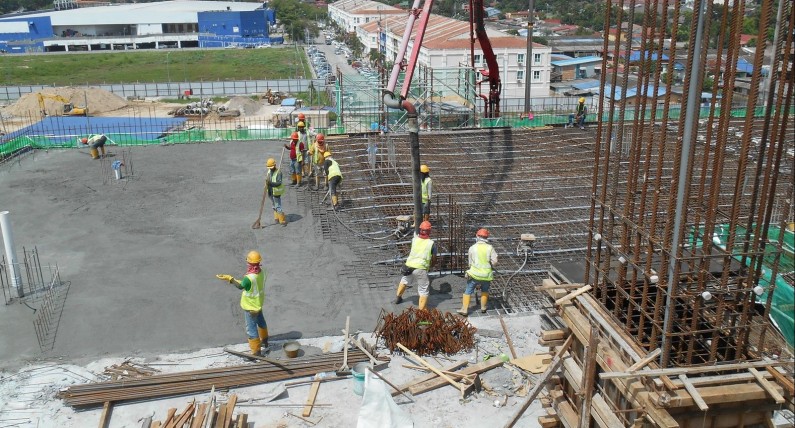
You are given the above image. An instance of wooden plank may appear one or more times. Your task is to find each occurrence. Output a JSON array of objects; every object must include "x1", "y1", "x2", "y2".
[
  {"x1": 98, "y1": 401, "x2": 112, "y2": 428},
  {"x1": 408, "y1": 359, "x2": 502, "y2": 396},
  {"x1": 766, "y1": 366, "x2": 795, "y2": 396},
  {"x1": 302, "y1": 380, "x2": 321, "y2": 417},
  {"x1": 578, "y1": 327, "x2": 598, "y2": 428},
  {"x1": 498, "y1": 313, "x2": 518, "y2": 359},
  {"x1": 541, "y1": 330, "x2": 567, "y2": 341},
  {"x1": 223, "y1": 394, "x2": 238, "y2": 427},
  {"x1": 169, "y1": 403, "x2": 195, "y2": 428},
  {"x1": 749, "y1": 368, "x2": 785, "y2": 404},
  {"x1": 340, "y1": 316, "x2": 351, "y2": 371},
  {"x1": 678, "y1": 374, "x2": 709, "y2": 411},
  {"x1": 538, "y1": 415, "x2": 558, "y2": 427},
  {"x1": 552, "y1": 390, "x2": 578, "y2": 428},
  {"x1": 591, "y1": 393, "x2": 623, "y2": 428},
  {"x1": 162, "y1": 408, "x2": 177, "y2": 427},
  {"x1": 214, "y1": 403, "x2": 227, "y2": 428},
  {"x1": 392, "y1": 360, "x2": 467, "y2": 396},
  {"x1": 397, "y1": 343, "x2": 468, "y2": 397},
  {"x1": 151, "y1": 422, "x2": 161, "y2": 428},
  {"x1": 190, "y1": 403, "x2": 208, "y2": 428},
  {"x1": 666, "y1": 382, "x2": 786, "y2": 408},
  {"x1": 626, "y1": 348, "x2": 661, "y2": 372},
  {"x1": 555, "y1": 285, "x2": 592, "y2": 306},
  {"x1": 600, "y1": 359, "x2": 794, "y2": 379},
  {"x1": 368, "y1": 368, "x2": 414, "y2": 402},
  {"x1": 235, "y1": 414, "x2": 248, "y2": 428},
  {"x1": 505, "y1": 336, "x2": 574, "y2": 428}
]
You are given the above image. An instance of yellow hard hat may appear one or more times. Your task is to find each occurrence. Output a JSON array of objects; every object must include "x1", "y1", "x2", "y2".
[
  {"x1": 246, "y1": 250, "x2": 262, "y2": 264},
  {"x1": 579, "y1": 97, "x2": 586, "y2": 103},
  {"x1": 266, "y1": 158, "x2": 276, "y2": 168},
  {"x1": 323, "y1": 151, "x2": 332, "y2": 158},
  {"x1": 420, "y1": 164, "x2": 430, "y2": 173},
  {"x1": 297, "y1": 121, "x2": 305, "y2": 128}
]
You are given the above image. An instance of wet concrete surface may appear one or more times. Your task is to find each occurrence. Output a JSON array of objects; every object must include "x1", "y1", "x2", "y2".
[{"x1": 0, "y1": 141, "x2": 403, "y2": 369}]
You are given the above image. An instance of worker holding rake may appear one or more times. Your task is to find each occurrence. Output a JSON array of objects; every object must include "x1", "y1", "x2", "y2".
[{"x1": 216, "y1": 251, "x2": 270, "y2": 356}]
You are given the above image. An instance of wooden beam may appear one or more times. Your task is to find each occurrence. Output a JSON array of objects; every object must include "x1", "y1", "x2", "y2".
[
  {"x1": 368, "y1": 368, "x2": 414, "y2": 402},
  {"x1": 408, "y1": 359, "x2": 501, "y2": 396},
  {"x1": 666, "y1": 382, "x2": 787, "y2": 408},
  {"x1": 591, "y1": 393, "x2": 624, "y2": 428},
  {"x1": 678, "y1": 375, "x2": 709, "y2": 411},
  {"x1": 626, "y1": 348, "x2": 661, "y2": 372},
  {"x1": 235, "y1": 413, "x2": 248, "y2": 428},
  {"x1": 161, "y1": 408, "x2": 176, "y2": 427},
  {"x1": 98, "y1": 401, "x2": 112, "y2": 428},
  {"x1": 749, "y1": 368, "x2": 785, "y2": 404},
  {"x1": 600, "y1": 359, "x2": 794, "y2": 379},
  {"x1": 223, "y1": 394, "x2": 238, "y2": 428},
  {"x1": 555, "y1": 285, "x2": 592, "y2": 306},
  {"x1": 498, "y1": 313, "x2": 518, "y2": 359},
  {"x1": 397, "y1": 343, "x2": 471, "y2": 398},
  {"x1": 302, "y1": 379, "x2": 321, "y2": 417},
  {"x1": 766, "y1": 366, "x2": 795, "y2": 396},
  {"x1": 392, "y1": 360, "x2": 467, "y2": 396},
  {"x1": 504, "y1": 335, "x2": 574, "y2": 428},
  {"x1": 190, "y1": 403, "x2": 208, "y2": 428},
  {"x1": 578, "y1": 327, "x2": 598, "y2": 428}
]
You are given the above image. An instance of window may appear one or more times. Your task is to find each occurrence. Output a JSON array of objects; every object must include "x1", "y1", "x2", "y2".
[
  {"x1": 517, "y1": 70, "x2": 524, "y2": 80},
  {"x1": 517, "y1": 53, "x2": 525, "y2": 65},
  {"x1": 534, "y1": 53, "x2": 541, "y2": 64},
  {"x1": 533, "y1": 70, "x2": 541, "y2": 81},
  {"x1": 473, "y1": 54, "x2": 482, "y2": 65}
]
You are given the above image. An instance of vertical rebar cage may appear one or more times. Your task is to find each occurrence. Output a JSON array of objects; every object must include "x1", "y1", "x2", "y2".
[{"x1": 585, "y1": 0, "x2": 794, "y2": 367}]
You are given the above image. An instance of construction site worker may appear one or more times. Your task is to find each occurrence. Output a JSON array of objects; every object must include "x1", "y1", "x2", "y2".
[
  {"x1": 283, "y1": 132, "x2": 304, "y2": 186},
  {"x1": 265, "y1": 158, "x2": 287, "y2": 226},
  {"x1": 216, "y1": 251, "x2": 269, "y2": 356},
  {"x1": 420, "y1": 164, "x2": 432, "y2": 222},
  {"x1": 394, "y1": 221, "x2": 437, "y2": 309},
  {"x1": 297, "y1": 121, "x2": 312, "y2": 179},
  {"x1": 458, "y1": 228, "x2": 498, "y2": 316},
  {"x1": 566, "y1": 97, "x2": 587, "y2": 129},
  {"x1": 324, "y1": 151, "x2": 343, "y2": 208},
  {"x1": 81, "y1": 134, "x2": 108, "y2": 159},
  {"x1": 309, "y1": 133, "x2": 328, "y2": 190}
]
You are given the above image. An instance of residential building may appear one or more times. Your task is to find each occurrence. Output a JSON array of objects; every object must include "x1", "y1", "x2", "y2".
[{"x1": 327, "y1": 0, "x2": 403, "y2": 34}]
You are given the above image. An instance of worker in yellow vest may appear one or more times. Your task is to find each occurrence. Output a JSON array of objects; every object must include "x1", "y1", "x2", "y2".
[
  {"x1": 81, "y1": 134, "x2": 108, "y2": 159},
  {"x1": 458, "y1": 228, "x2": 498, "y2": 316},
  {"x1": 297, "y1": 121, "x2": 312, "y2": 180},
  {"x1": 308, "y1": 133, "x2": 328, "y2": 190},
  {"x1": 265, "y1": 158, "x2": 286, "y2": 226},
  {"x1": 394, "y1": 221, "x2": 437, "y2": 310},
  {"x1": 420, "y1": 164, "x2": 432, "y2": 222},
  {"x1": 324, "y1": 151, "x2": 343, "y2": 208},
  {"x1": 216, "y1": 251, "x2": 269, "y2": 356}
]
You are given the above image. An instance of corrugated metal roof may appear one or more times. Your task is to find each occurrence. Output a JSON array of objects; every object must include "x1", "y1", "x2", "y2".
[
  {"x1": 551, "y1": 55, "x2": 602, "y2": 67},
  {"x1": 571, "y1": 79, "x2": 601, "y2": 90},
  {"x1": 1, "y1": 1, "x2": 263, "y2": 26},
  {"x1": 330, "y1": 0, "x2": 400, "y2": 14}
]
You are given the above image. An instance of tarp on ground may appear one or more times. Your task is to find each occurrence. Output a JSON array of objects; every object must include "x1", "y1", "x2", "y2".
[{"x1": 1, "y1": 116, "x2": 187, "y2": 147}]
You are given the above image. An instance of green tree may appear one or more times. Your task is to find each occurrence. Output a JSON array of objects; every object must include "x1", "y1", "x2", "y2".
[{"x1": 271, "y1": 0, "x2": 326, "y2": 43}]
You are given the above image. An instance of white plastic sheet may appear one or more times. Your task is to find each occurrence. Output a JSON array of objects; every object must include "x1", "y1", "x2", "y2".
[{"x1": 356, "y1": 371, "x2": 413, "y2": 428}]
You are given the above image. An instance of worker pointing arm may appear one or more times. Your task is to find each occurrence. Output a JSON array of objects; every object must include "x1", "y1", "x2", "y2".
[{"x1": 215, "y1": 251, "x2": 270, "y2": 356}]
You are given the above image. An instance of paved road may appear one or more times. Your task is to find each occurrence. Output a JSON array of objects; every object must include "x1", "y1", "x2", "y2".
[{"x1": 304, "y1": 38, "x2": 358, "y2": 78}]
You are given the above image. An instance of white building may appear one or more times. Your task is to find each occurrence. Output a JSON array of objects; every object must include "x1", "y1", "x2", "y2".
[
  {"x1": 357, "y1": 14, "x2": 552, "y2": 98},
  {"x1": 327, "y1": 0, "x2": 403, "y2": 34}
]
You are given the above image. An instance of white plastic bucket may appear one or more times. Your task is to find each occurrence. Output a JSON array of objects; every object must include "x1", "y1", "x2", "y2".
[{"x1": 351, "y1": 362, "x2": 368, "y2": 396}]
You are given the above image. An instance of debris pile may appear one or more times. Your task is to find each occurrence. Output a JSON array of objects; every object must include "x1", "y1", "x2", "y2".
[
  {"x1": 100, "y1": 360, "x2": 158, "y2": 381},
  {"x1": 374, "y1": 308, "x2": 476, "y2": 356},
  {"x1": 3, "y1": 87, "x2": 128, "y2": 117}
]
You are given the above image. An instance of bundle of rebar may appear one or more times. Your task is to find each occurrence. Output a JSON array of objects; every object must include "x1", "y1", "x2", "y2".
[
  {"x1": 374, "y1": 308, "x2": 476, "y2": 356},
  {"x1": 58, "y1": 349, "x2": 369, "y2": 408}
]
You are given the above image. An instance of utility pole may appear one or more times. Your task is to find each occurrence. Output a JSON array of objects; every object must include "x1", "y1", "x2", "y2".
[{"x1": 523, "y1": 0, "x2": 534, "y2": 116}]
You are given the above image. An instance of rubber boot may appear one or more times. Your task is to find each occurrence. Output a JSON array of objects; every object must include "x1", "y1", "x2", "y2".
[
  {"x1": 273, "y1": 211, "x2": 279, "y2": 223},
  {"x1": 457, "y1": 294, "x2": 471, "y2": 316},
  {"x1": 99, "y1": 146, "x2": 106, "y2": 157},
  {"x1": 480, "y1": 292, "x2": 489, "y2": 314},
  {"x1": 315, "y1": 175, "x2": 320, "y2": 190},
  {"x1": 258, "y1": 327, "x2": 269, "y2": 349},
  {"x1": 291, "y1": 174, "x2": 297, "y2": 186},
  {"x1": 394, "y1": 283, "x2": 407, "y2": 304},
  {"x1": 418, "y1": 295, "x2": 428, "y2": 310},
  {"x1": 248, "y1": 338, "x2": 261, "y2": 356},
  {"x1": 278, "y1": 212, "x2": 287, "y2": 226},
  {"x1": 90, "y1": 148, "x2": 99, "y2": 159},
  {"x1": 331, "y1": 195, "x2": 338, "y2": 208},
  {"x1": 296, "y1": 174, "x2": 302, "y2": 186}
]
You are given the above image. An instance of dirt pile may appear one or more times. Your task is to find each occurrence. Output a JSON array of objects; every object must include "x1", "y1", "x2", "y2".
[
  {"x1": 222, "y1": 96, "x2": 264, "y2": 117},
  {"x1": 3, "y1": 87, "x2": 128, "y2": 117}
]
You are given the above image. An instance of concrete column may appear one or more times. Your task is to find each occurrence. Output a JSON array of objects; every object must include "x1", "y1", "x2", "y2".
[{"x1": 0, "y1": 211, "x2": 23, "y2": 298}]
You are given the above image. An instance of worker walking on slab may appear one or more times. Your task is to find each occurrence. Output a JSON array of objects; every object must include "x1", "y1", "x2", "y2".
[
  {"x1": 81, "y1": 134, "x2": 108, "y2": 159},
  {"x1": 284, "y1": 132, "x2": 304, "y2": 186},
  {"x1": 420, "y1": 164, "x2": 432, "y2": 222},
  {"x1": 216, "y1": 251, "x2": 270, "y2": 356},
  {"x1": 309, "y1": 133, "x2": 328, "y2": 190},
  {"x1": 458, "y1": 228, "x2": 498, "y2": 316},
  {"x1": 324, "y1": 151, "x2": 343, "y2": 208},
  {"x1": 297, "y1": 120, "x2": 311, "y2": 179},
  {"x1": 265, "y1": 158, "x2": 287, "y2": 226},
  {"x1": 394, "y1": 221, "x2": 437, "y2": 310},
  {"x1": 566, "y1": 97, "x2": 587, "y2": 129}
]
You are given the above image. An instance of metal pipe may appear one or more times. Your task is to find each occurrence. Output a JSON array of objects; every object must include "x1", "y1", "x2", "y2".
[
  {"x1": 386, "y1": 0, "x2": 423, "y2": 92},
  {"x1": 0, "y1": 211, "x2": 23, "y2": 297}
]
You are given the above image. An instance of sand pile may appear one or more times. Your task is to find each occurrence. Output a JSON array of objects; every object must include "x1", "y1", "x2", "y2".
[
  {"x1": 3, "y1": 87, "x2": 128, "y2": 117},
  {"x1": 223, "y1": 96, "x2": 264, "y2": 117}
]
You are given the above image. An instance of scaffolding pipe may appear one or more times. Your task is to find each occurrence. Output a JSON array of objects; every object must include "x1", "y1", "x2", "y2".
[{"x1": 0, "y1": 211, "x2": 23, "y2": 298}]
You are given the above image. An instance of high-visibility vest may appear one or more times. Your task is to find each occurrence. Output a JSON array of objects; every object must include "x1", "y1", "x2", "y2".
[
  {"x1": 312, "y1": 142, "x2": 327, "y2": 164},
  {"x1": 421, "y1": 177, "x2": 432, "y2": 203},
  {"x1": 267, "y1": 169, "x2": 284, "y2": 196},
  {"x1": 240, "y1": 270, "x2": 266, "y2": 311},
  {"x1": 327, "y1": 158, "x2": 342, "y2": 179},
  {"x1": 406, "y1": 236, "x2": 434, "y2": 270},
  {"x1": 466, "y1": 242, "x2": 494, "y2": 281}
]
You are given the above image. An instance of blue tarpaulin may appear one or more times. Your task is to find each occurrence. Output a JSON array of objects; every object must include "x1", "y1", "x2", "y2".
[{"x1": 1, "y1": 116, "x2": 187, "y2": 146}]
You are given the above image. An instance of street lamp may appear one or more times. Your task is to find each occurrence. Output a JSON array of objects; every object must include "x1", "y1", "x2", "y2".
[{"x1": 166, "y1": 51, "x2": 172, "y2": 93}]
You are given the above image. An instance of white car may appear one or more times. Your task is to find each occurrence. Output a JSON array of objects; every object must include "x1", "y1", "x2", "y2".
[{"x1": 256, "y1": 44, "x2": 271, "y2": 48}]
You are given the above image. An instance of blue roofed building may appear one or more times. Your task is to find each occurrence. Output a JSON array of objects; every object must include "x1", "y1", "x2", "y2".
[{"x1": 551, "y1": 55, "x2": 602, "y2": 81}]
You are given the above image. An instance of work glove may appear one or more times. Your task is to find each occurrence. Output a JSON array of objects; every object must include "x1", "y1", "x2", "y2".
[{"x1": 216, "y1": 274, "x2": 234, "y2": 283}]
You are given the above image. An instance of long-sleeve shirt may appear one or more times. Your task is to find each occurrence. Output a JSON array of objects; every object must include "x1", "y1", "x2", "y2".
[{"x1": 284, "y1": 141, "x2": 305, "y2": 160}]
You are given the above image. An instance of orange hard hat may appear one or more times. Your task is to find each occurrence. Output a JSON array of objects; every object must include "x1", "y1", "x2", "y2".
[
  {"x1": 81, "y1": 137, "x2": 88, "y2": 144},
  {"x1": 316, "y1": 133, "x2": 325, "y2": 142},
  {"x1": 420, "y1": 221, "x2": 432, "y2": 231},
  {"x1": 291, "y1": 131, "x2": 299, "y2": 140},
  {"x1": 476, "y1": 228, "x2": 489, "y2": 238},
  {"x1": 298, "y1": 113, "x2": 306, "y2": 120}
]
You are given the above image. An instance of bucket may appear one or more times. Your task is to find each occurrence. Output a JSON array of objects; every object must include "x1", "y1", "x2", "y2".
[
  {"x1": 351, "y1": 362, "x2": 369, "y2": 396},
  {"x1": 283, "y1": 341, "x2": 300, "y2": 358}
]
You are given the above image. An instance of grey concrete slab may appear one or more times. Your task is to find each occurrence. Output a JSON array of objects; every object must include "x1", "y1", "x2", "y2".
[{"x1": 0, "y1": 141, "x2": 410, "y2": 369}]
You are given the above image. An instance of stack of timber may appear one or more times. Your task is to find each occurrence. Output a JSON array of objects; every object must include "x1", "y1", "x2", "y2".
[
  {"x1": 539, "y1": 276, "x2": 794, "y2": 428},
  {"x1": 137, "y1": 395, "x2": 247, "y2": 428},
  {"x1": 60, "y1": 349, "x2": 369, "y2": 408}
]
